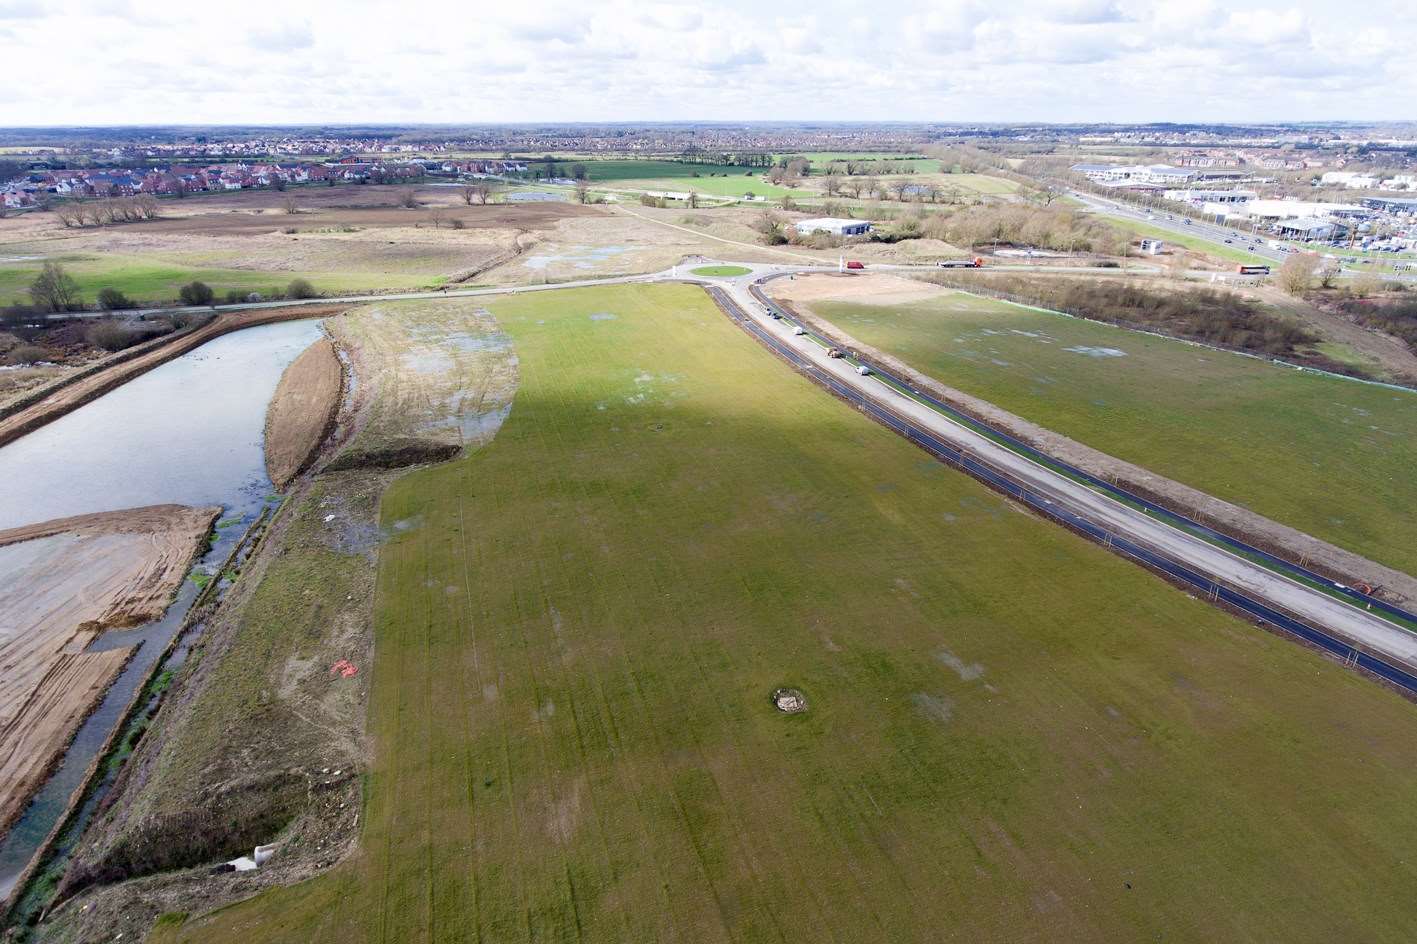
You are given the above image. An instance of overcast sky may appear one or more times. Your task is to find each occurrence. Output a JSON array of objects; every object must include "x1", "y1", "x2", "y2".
[{"x1": 1, "y1": 0, "x2": 1412, "y2": 126}]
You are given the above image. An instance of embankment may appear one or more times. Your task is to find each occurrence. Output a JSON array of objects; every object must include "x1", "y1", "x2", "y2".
[
  {"x1": 0, "y1": 305, "x2": 349, "y2": 450},
  {"x1": 263, "y1": 335, "x2": 344, "y2": 489},
  {"x1": 0, "y1": 504, "x2": 219, "y2": 840}
]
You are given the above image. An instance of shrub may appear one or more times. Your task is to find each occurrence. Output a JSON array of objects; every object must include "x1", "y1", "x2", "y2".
[
  {"x1": 286, "y1": 278, "x2": 317, "y2": 300},
  {"x1": 224, "y1": 289, "x2": 246, "y2": 305},
  {"x1": 97, "y1": 287, "x2": 135, "y2": 310},
  {"x1": 6, "y1": 344, "x2": 50, "y2": 365},
  {"x1": 87, "y1": 321, "x2": 140, "y2": 352},
  {"x1": 178, "y1": 281, "x2": 215, "y2": 306}
]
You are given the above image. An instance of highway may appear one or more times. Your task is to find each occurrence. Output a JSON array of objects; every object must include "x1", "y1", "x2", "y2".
[
  {"x1": 705, "y1": 269, "x2": 1417, "y2": 693},
  {"x1": 1070, "y1": 189, "x2": 1417, "y2": 283}
]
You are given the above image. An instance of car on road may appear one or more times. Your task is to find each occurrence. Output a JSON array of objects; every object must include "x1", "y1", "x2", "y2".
[
  {"x1": 1184, "y1": 219, "x2": 1193, "y2": 225},
  {"x1": 856, "y1": 364, "x2": 871, "y2": 376}
]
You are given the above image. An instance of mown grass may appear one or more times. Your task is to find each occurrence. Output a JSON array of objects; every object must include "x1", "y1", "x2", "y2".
[
  {"x1": 689, "y1": 265, "x2": 752, "y2": 277},
  {"x1": 1100, "y1": 215, "x2": 1264, "y2": 265},
  {"x1": 0, "y1": 254, "x2": 417, "y2": 307},
  {"x1": 156, "y1": 283, "x2": 1417, "y2": 943},
  {"x1": 812, "y1": 290, "x2": 1417, "y2": 575}
]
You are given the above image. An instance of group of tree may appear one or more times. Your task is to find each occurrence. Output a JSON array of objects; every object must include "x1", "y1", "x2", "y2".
[
  {"x1": 820, "y1": 160, "x2": 919, "y2": 177},
  {"x1": 53, "y1": 194, "x2": 160, "y2": 227},
  {"x1": 943, "y1": 275, "x2": 1317, "y2": 358},
  {"x1": 458, "y1": 183, "x2": 497, "y2": 205},
  {"x1": 920, "y1": 205, "x2": 1130, "y2": 256}
]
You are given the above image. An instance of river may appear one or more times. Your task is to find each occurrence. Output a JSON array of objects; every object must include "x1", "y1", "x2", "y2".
[{"x1": 0, "y1": 317, "x2": 325, "y2": 900}]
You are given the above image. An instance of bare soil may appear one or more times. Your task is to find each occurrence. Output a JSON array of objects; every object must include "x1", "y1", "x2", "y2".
[
  {"x1": 264, "y1": 335, "x2": 342, "y2": 489},
  {"x1": 0, "y1": 504, "x2": 219, "y2": 839},
  {"x1": 768, "y1": 277, "x2": 1417, "y2": 605},
  {"x1": 771, "y1": 271, "x2": 948, "y2": 306}
]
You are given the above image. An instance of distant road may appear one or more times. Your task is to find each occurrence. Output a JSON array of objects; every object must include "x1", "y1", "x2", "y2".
[{"x1": 1070, "y1": 189, "x2": 1417, "y2": 283}]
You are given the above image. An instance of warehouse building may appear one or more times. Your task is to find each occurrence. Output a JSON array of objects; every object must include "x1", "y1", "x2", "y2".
[{"x1": 794, "y1": 217, "x2": 872, "y2": 237}]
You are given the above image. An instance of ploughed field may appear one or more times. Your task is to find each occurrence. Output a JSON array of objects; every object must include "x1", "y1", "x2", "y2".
[
  {"x1": 801, "y1": 288, "x2": 1417, "y2": 578},
  {"x1": 158, "y1": 283, "x2": 1417, "y2": 943}
]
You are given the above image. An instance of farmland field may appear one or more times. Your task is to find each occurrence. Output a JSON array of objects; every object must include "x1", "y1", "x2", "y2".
[
  {"x1": 804, "y1": 287, "x2": 1417, "y2": 575},
  {"x1": 0, "y1": 252, "x2": 413, "y2": 307},
  {"x1": 154, "y1": 282, "x2": 1417, "y2": 943}
]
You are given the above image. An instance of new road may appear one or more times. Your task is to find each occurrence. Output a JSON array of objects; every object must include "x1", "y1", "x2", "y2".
[
  {"x1": 23, "y1": 258, "x2": 1417, "y2": 693},
  {"x1": 705, "y1": 268, "x2": 1417, "y2": 694}
]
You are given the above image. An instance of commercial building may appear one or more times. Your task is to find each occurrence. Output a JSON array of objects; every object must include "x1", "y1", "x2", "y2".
[{"x1": 794, "y1": 217, "x2": 871, "y2": 237}]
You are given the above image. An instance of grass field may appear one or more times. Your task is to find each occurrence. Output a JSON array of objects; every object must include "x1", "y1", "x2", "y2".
[
  {"x1": 153, "y1": 283, "x2": 1417, "y2": 943},
  {"x1": 0, "y1": 253, "x2": 426, "y2": 307},
  {"x1": 1100, "y1": 216, "x2": 1263, "y2": 264},
  {"x1": 689, "y1": 265, "x2": 752, "y2": 276},
  {"x1": 809, "y1": 289, "x2": 1417, "y2": 575}
]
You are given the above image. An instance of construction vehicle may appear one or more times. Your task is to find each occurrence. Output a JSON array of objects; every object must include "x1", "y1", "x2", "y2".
[{"x1": 826, "y1": 347, "x2": 843, "y2": 358}]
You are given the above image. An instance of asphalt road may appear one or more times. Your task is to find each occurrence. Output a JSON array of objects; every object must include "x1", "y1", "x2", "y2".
[
  {"x1": 1070, "y1": 189, "x2": 1417, "y2": 283},
  {"x1": 23, "y1": 255, "x2": 1417, "y2": 681},
  {"x1": 713, "y1": 269, "x2": 1417, "y2": 682}
]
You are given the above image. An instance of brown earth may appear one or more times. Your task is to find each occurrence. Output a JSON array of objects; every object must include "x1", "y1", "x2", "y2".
[
  {"x1": 0, "y1": 504, "x2": 219, "y2": 839},
  {"x1": 771, "y1": 271, "x2": 949, "y2": 306},
  {"x1": 264, "y1": 335, "x2": 343, "y2": 489},
  {"x1": 0, "y1": 304, "x2": 348, "y2": 450},
  {"x1": 767, "y1": 276, "x2": 1417, "y2": 606},
  {"x1": 0, "y1": 185, "x2": 603, "y2": 247}
]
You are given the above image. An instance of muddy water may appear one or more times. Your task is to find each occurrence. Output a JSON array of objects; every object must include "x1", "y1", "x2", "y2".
[{"x1": 0, "y1": 318, "x2": 323, "y2": 900}]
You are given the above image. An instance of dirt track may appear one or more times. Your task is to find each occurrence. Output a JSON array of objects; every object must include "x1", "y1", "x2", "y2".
[
  {"x1": 0, "y1": 305, "x2": 349, "y2": 450},
  {"x1": 264, "y1": 335, "x2": 343, "y2": 489},
  {"x1": 0, "y1": 504, "x2": 218, "y2": 839}
]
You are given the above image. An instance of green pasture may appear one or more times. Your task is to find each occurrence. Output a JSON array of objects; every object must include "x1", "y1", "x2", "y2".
[
  {"x1": 157, "y1": 283, "x2": 1417, "y2": 944},
  {"x1": 813, "y1": 289, "x2": 1417, "y2": 574}
]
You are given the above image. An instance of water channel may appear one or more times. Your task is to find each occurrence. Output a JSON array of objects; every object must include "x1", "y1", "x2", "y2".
[{"x1": 0, "y1": 318, "x2": 325, "y2": 900}]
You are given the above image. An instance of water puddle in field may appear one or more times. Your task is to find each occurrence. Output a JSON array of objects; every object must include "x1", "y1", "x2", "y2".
[
  {"x1": 1063, "y1": 346, "x2": 1127, "y2": 358},
  {"x1": 524, "y1": 246, "x2": 633, "y2": 271}
]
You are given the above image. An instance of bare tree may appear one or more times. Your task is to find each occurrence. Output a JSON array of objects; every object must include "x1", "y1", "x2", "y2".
[
  {"x1": 396, "y1": 188, "x2": 419, "y2": 208},
  {"x1": 54, "y1": 203, "x2": 82, "y2": 227},
  {"x1": 861, "y1": 177, "x2": 881, "y2": 199},
  {"x1": 428, "y1": 207, "x2": 446, "y2": 228},
  {"x1": 1278, "y1": 252, "x2": 1320, "y2": 295},
  {"x1": 460, "y1": 185, "x2": 477, "y2": 206},
  {"x1": 574, "y1": 180, "x2": 590, "y2": 204},
  {"x1": 889, "y1": 178, "x2": 911, "y2": 201},
  {"x1": 29, "y1": 261, "x2": 81, "y2": 312},
  {"x1": 281, "y1": 194, "x2": 299, "y2": 215},
  {"x1": 687, "y1": 190, "x2": 698, "y2": 209},
  {"x1": 823, "y1": 176, "x2": 842, "y2": 197}
]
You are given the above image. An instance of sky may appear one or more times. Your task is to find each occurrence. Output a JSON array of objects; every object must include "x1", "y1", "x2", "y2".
[{"x1": 0, "y1": 0, "x2": 1413, "y2": 126}]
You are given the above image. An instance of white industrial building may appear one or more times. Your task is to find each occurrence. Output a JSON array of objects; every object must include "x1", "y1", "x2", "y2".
[
  {"x1": 1163, "y1": 188, "x2": 1256, "y2": 206},
  {"x1": 794, "y1": 217, "x2": 872, "y2": 237},
  {"x1": 1071, "y1": 163, "x2": 1198, "y2": 186}
]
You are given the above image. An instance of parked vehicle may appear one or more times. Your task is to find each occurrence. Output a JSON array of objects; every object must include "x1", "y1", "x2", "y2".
[
  {"x1": 856, "y1": 365, "x2": 871, "y2": 376},
  {"x1": 845, "y1": 260, "x2": 865, "y2": 270},
  {"x1": 938, "y1": 257, "x2": 984, "y2": 268}
]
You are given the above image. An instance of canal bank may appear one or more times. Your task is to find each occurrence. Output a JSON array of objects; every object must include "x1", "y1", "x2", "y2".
[{"x1": 0, "y1": 317, "x2": 328, "y2": 909}]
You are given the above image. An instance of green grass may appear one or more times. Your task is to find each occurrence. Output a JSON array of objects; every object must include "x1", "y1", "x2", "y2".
[
  {"x1": 689, "y1": 265, "x2": 752, "y2": 277},
  {"x1": 158, "y1": 283, "x2": 1417, "y2": 944},
  {"x1": 613, "y1": 175, "x2": 806, "y2": 200},
  {"x1": 1101, "y1": 216, "x2": 1262, "y2": 265},
  {"x1": 812, "y1": 290, "x2": 1417, "y2": 575},
  {"x1": 0, "y1": 253, "x2": 413, "y2": 307}
]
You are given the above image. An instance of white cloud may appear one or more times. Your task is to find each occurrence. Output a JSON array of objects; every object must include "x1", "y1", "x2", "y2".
[{"x1": 0, "y1": 0, "x2": 1411, "y2": 124}]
